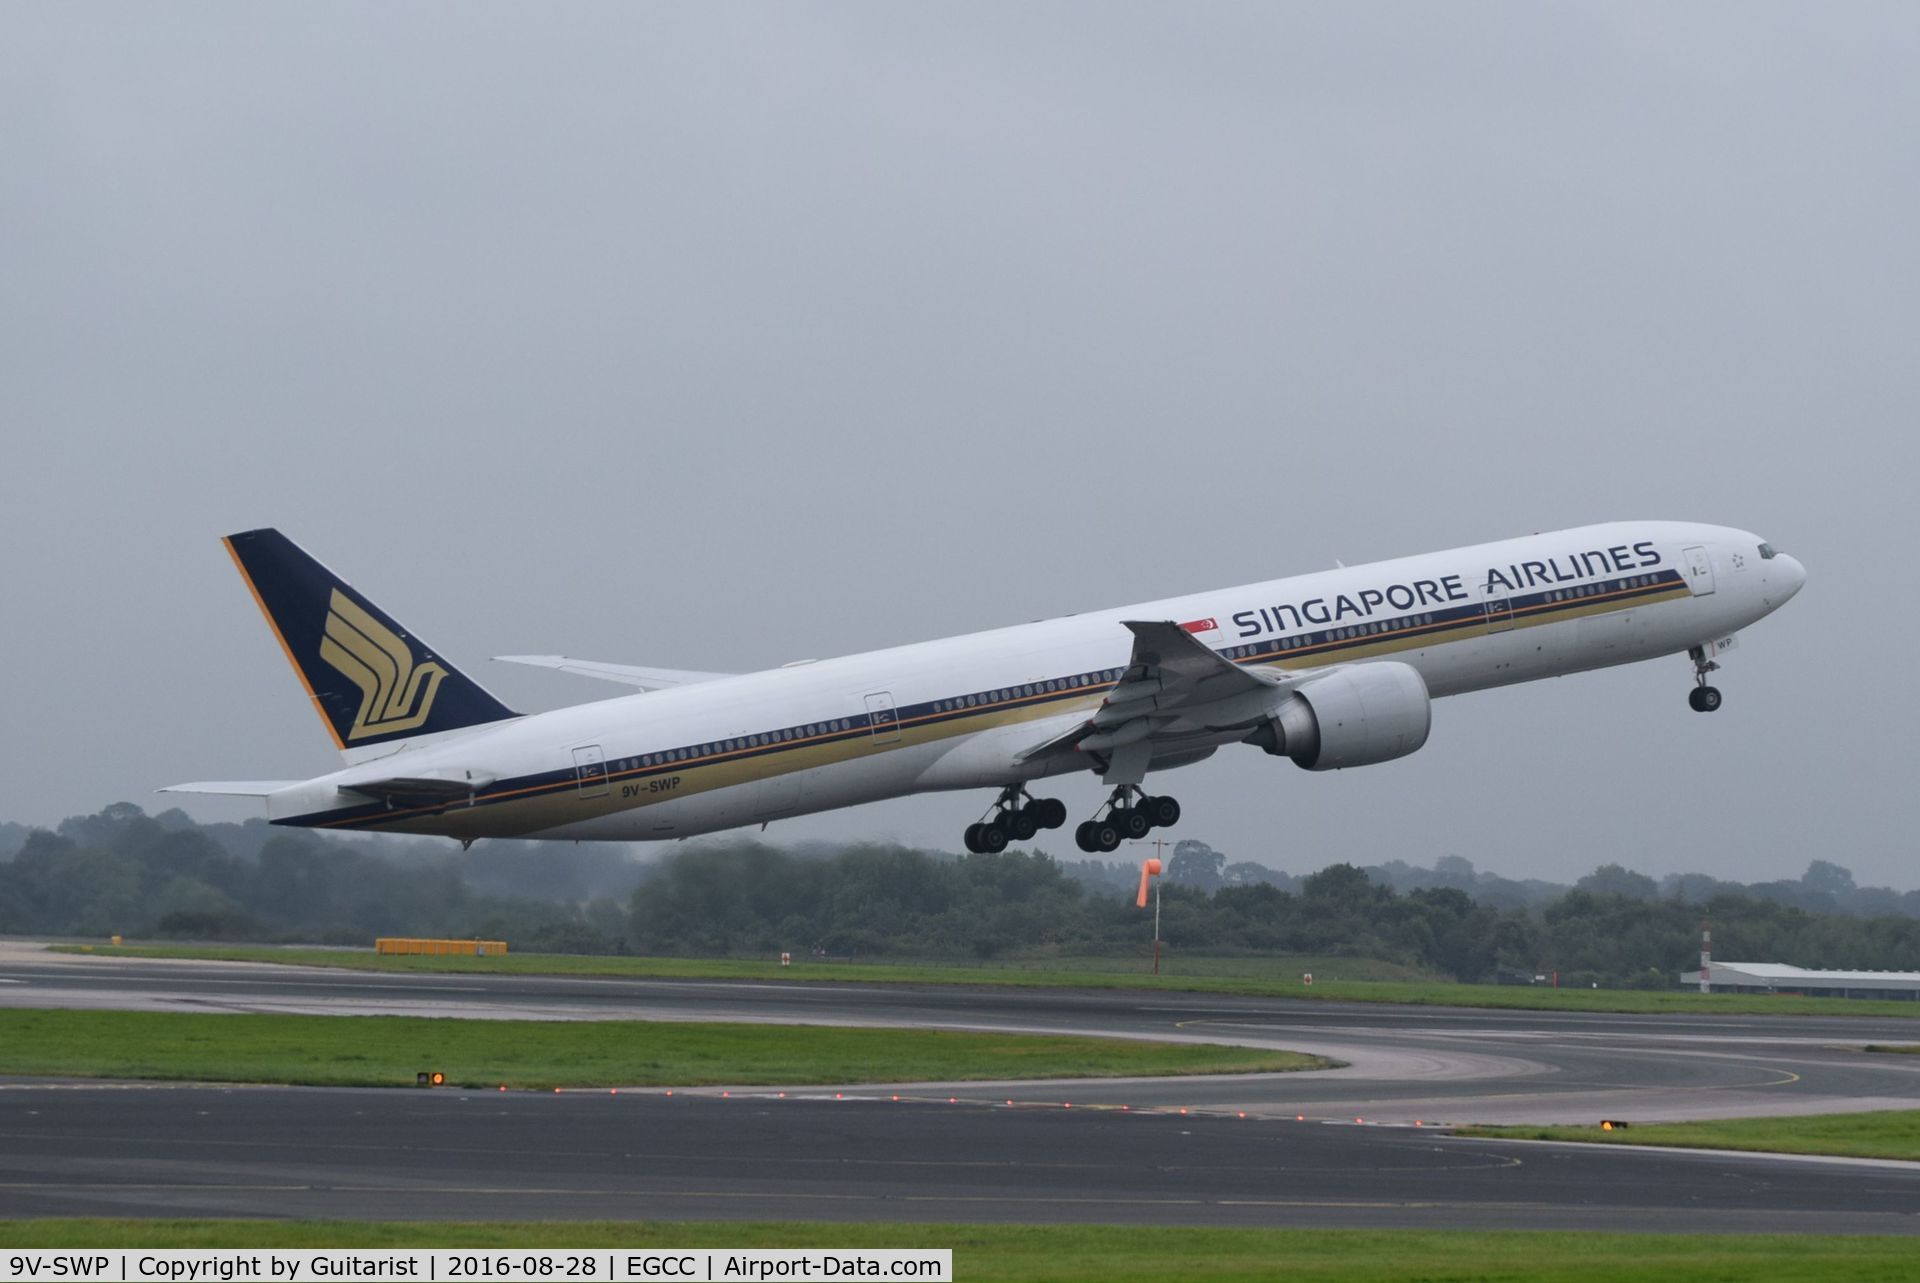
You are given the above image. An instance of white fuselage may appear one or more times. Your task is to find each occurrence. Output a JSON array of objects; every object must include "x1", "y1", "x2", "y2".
[{"x1": 267, "y1": 521, "x2": 1804, "y2": 841}]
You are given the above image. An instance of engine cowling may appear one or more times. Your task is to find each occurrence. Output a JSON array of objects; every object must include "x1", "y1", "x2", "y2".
[{"x1": 1255, "y1": 661, "x2": 1431, "y2": 770}]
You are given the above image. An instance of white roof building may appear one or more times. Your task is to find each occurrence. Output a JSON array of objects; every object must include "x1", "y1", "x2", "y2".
[{"x1": 1680, "y1": 961, "x2": 1920, "y2": 999}]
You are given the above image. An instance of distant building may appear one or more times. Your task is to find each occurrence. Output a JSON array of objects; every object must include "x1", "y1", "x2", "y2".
[{"x1": 1681, "y1": 961, "x2": 1920, "y2": 1001}]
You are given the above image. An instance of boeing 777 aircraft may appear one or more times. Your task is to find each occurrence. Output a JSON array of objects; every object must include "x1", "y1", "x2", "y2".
[{"x1": 167, "y1": 522, "x2": 1805, "y2": 854}]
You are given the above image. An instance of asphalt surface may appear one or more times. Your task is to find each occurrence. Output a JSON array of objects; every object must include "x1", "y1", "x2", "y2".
[
  {"x1": 5, "y1": 1082, "x2": 1920, "y2": 1233},
  {"x1": 2, "y1": 944, "x2": 1919, "y2": 1231}
]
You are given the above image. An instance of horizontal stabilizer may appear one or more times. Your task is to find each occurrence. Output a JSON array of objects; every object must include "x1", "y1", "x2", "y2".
[
  {"x1": 493, "y1": 654, "x2": 734, "y2": 690},
  {"x1": 158, "y1": 781, "x2": 301, "y2": 797},
  {"x1": 342, "y1": 774, "x2": 495, "y2": 805}
]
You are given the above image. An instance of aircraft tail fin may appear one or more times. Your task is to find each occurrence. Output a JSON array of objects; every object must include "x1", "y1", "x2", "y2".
[{"x1": 222, "y1": 529, "x2": 517, "y2": 753}]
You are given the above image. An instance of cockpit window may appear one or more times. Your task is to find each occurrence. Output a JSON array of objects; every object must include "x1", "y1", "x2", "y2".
[{"x1": 1758, "y1": 542, "x2": 1778, "y2": 560}]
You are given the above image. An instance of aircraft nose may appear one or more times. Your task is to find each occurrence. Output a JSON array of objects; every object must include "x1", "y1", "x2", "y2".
[{"x1": 1774, "y1": 553, "x2": 1807, "y2": 603}]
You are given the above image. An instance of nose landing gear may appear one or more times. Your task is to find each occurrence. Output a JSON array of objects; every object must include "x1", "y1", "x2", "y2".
[
  {"x1": 1073, "y1": 785, "x2": 1182, "y2": 853},
  {"x1": 963, "y1": 786, "x2": 1068, "y2": 853},
  {"x1": 1687, "y1": 645, "x2": 1723, "y2": 713}
]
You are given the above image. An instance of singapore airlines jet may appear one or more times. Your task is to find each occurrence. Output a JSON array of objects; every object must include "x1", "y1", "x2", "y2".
[{"x1": 166, "y1": 523, "x2": 1805, "y2": 854}]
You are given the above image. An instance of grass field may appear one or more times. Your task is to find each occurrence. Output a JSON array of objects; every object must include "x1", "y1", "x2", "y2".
[
  {"x1": 54, "y1": 943, "x2": 1920, "y2": 1018},
  {"x1": 0, "y1": 1008, "x2": 1323, "y2": 1089},
  {"x1": 1, "y1": 1221, "x2": 1916, "y2": 1281},
  {"x1": 1459, "y1": 1109, "x2": 1920, "y2": 1162},
  {"x1": 1866, "y1": 1044, "x2": 1920, "y2": 1054}
]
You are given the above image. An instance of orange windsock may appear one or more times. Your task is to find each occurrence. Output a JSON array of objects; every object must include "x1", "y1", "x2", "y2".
[{"x1": 1135, "y1": 857, "x2": 1164, "y2": 908}]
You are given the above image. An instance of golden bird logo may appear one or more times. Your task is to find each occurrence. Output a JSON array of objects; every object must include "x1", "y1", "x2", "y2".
[{"x1": 318, "y1": 589, "x2": 447, "y2": 740}]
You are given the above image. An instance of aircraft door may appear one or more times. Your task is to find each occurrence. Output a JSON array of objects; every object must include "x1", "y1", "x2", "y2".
[
  {"x1": 1683, "y1": 545, "x2": 1716, "y2": 596},
  {"x1": 1482, "y1": 580, "x2": 1514, "y2": 634},
  {"x1": 572, "y1": 744, "x2": 609, "y2": 799},
  {"x1": 863, "y1": 691, "x2": 902, "y2": 746}
]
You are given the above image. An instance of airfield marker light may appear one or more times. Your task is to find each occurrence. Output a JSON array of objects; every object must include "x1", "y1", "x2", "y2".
[
  {"x1": 836, "y1": 1093, "x2": 844, "y2": 1100},
  {"x1": 1006, "y1": 1100, "x2": 1014, "y2": 1107},
  {"x1": 1238, "y1": 1112, "x2": 1247, "y2": 1119},
  {"x1": 949, "y1": 1097, "x2": 958, "y2": 1104},
  {"x1": 1179, "y1": 1108, "x2": 1188, "y2": 1115},
  {"x1": 778, "y1": 1092, "x2": 786, "y2": 1099},
  {"x1": 498, "y1": 1085, "x2": 506, "y2": 1092},
  {"x1": 1601, "y1": 1120, "x2": 1630, "y2": 1131},
  {"x1": 1064, "y1": 1102, "x2": 1072, "y2": 1109},
  {"x1": 721, "y1": 1091, "x2": 730, "y2": 1098},
  {"x1": 1121, "y1": 1105, "x2": 1129, "y2": 1112},
  {"x1": 665, "y1": 1090, "x2": 673, "y2": 1097},
  {"x1": 1356, "y1": 1117, "x2": 1364, "y2": 1124},
  {"x1": 891, "y1": 1095, "x2": 900, "y2": 1102}
]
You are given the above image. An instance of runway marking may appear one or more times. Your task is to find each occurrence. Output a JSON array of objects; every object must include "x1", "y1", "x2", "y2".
[
  {"x1": 0, "y1": 1183, "x2": 310, "y2": 1192},
  {"x1": 0, "y1": 1181, "x2": 1616, "y2": 1213},
  {"x1": 17, "y1": 1181, "x2": 1874, "y2": 1220},
  {"x1": 6, "y1": 975, "x2": 493, "y2": 994}
]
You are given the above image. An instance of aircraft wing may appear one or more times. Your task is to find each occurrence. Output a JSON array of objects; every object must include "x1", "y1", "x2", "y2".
[
  {"x1": 158, "y1": 781, "x2": 303, "y2": 797},
  {"x1": 1018, "y1": 620, "x2": 1295, "y2": 769},
  {"x1": 492, "y1": 655, "x2": 734, "y2": 690}
]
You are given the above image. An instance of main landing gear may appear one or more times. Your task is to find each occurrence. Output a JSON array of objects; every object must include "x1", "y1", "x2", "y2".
[
  {"x1": 964, "y1": 785, "x2": 1069, "y2": 853},
  {"x1": 1073, "y1": 785, "x2": 1181, "y2": 854},
  {"x1": 1687, "y1": 645, "x2": 1723, "y2": 713}
]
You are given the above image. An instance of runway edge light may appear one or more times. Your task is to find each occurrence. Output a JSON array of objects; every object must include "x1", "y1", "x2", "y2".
[{"x1": 1601, "y1": 1120, "x2": 1631, "y2": 1131}]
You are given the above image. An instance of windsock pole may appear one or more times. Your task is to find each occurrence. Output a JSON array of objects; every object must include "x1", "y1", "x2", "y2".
[
  {"x1": 1136, "y1": 857, "x2": 1164, "y2": 975},
  {"x1": 1700, "y1": 924, "x2": 1711, "y2": 994}
]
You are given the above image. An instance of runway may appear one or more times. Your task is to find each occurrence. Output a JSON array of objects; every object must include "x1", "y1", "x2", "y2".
[{"x1": 2, "y1": 943, "x2": 1918, "y2": 1231}]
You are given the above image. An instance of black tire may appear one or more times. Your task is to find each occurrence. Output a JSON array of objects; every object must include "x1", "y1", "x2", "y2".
[
  {"x1": 1095, "y1": 821, "x2": 1123, "y2": 853},
  {"x1": 1036, "y1": 798, "x2": 1069, "y2": 830},
  {"x1": 979, "y1": 823, "x2": 1009, "y2": 854},
  {"x1": 1133, "y1": 796, "x2": 1157, "y2": 829},
  {"x1": 1074, "y1": 821, "x2": 1100, "y2": 853},
  {"x1": 963, "y1": 823, "x2": 985, "y2": 854},
  {"x1": 1118, "y1": 807, "x2": 1150, "y2": 839},
  {"x1": 1007, "y1": 808, "x2": 1039, "y2": 841},
  {"x1": 1146, "y1": 795, "x2": 1181, "y2": 827}
]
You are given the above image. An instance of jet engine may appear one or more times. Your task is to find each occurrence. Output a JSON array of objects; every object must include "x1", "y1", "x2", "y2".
[{"x1": 1249, "y1": 661, "x2": 1431, "y2": 770}]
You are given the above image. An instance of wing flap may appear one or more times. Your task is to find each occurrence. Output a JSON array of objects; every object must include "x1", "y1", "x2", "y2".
[{"x1": 1016, "y1": 620, "x2": 1294, "y2": 770}]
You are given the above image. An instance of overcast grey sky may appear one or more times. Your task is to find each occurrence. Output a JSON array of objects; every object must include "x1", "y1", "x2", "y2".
[{"x1": 2, "y1": 4, "x2": 1914, "y2": 887}]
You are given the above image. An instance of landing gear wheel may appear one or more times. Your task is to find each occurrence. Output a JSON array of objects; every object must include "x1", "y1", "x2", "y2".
[
  {"x1": 1689, "y1": 685, "x2": 1722, "y2": 713},
  {"x1": 1035, "y1": 798, "x2": 1068, "y2": 830},
  {"x1": 1093, "y1": 820, "x2": 1123, "y2": 853},
  {"x1": 1143, "y1": 795, "x2": 1181, "y2": 827},
  {"x1": 1074, "y1": 821, "x2": 1100, "y2": 853},
  {"x1": 1116, "y1": 807, "x2": 1151, "y2": 840},
  {"x1": 963, "y1": 823, "x2": 986, "y2": 854},
  {"x1": 1006, "y1": 808, "x2": 1040, "y2": 841},
  {"x1": 978, "y1": 822, "x2": 1009, "y2": 854}
]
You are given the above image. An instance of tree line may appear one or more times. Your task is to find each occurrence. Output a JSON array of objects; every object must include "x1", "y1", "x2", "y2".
[{"x1": 3, "y1": 804, "x2": 1918, "y2": 988}]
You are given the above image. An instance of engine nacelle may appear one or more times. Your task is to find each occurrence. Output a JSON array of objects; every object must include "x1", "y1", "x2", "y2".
[{"x1": 1253, "y1": 662, "x2": 1431, "y2": 770}]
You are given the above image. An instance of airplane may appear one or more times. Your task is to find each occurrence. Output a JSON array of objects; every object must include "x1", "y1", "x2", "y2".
[{"x1": 165, "y1": 522, "x2": 1805, "y2": 854}]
